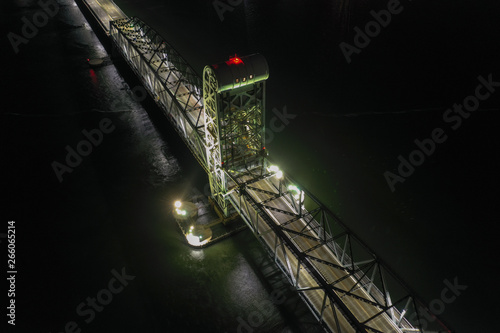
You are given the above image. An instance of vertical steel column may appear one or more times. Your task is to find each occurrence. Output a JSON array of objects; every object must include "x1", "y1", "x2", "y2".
[{"x1": 202, "y1": 54, "x2": 268, "y2": 217}]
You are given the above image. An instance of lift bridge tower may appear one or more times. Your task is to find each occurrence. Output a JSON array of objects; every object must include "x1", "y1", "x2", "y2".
[{"x1": 203, "y1": 54, "x2": 269, "y2": 217}]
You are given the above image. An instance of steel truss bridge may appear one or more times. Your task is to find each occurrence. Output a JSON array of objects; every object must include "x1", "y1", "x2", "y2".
[{"x1": 79, "y1": 1, "x2": 453, "y2": 331}]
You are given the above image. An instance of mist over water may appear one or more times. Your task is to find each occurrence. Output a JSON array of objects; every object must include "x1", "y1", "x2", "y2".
[{"x1": 3, "y1": 0, "x2": 500, "y2": 332}]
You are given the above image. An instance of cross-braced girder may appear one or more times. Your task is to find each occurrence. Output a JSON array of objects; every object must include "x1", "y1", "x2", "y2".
[
  {"x1": 226, "y1": 164, "x2": 452, "y2": 333},
  {"x1": 109, "y1": 17, "x2": 207, "y2": 172},
  {"x1": 203, "y1": 67, "x2": 230, "y2": 216}
]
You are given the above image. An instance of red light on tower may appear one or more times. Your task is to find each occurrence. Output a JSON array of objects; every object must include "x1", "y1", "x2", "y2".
[{"x1": 226, "y1": 54, "x2": 244, "y2": 66}]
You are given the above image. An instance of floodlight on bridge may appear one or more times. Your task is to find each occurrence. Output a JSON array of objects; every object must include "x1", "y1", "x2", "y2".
[
  {"x1": 267, "y1": 165, "x2": 283, "y2": 179},
  {"x1": 175, "y1": 208, "x2": 187, "y2": 216},
  {"x1": 287, "y1": 184, "x2": 304, "y2": 200}
]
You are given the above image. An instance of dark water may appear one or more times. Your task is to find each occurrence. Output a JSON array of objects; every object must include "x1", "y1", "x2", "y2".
[{"x1": 2, "y1": 0, "x2": 500, "y2": 332}]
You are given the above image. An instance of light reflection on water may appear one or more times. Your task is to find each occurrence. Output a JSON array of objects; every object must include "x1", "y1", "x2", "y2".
[
  {"x1": 228, "y1": 254, "x2": 263, "y2": 306},
  {"x1": 190, "y1": 248, "x2": 205, "y2": 261},
  {"x1": 126, "y1": 105, "x2": 182, "y2": 185}
]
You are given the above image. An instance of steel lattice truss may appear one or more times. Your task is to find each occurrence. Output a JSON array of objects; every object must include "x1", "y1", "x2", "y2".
[
  {"x1": 203, "y1": 67, "x2": 230, "y2": 215},
  {"x1": 110, "y1": 17, "x2": 208, "y2": 172},
  {"x1": 218, "y1": 87, "x2": 265, "y2": 171},
  {"x1": 225, "y1": 163, "x2": 452, "y2": 333}
]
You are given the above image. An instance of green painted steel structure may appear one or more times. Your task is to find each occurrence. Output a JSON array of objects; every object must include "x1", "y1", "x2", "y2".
[{"x1": 203, "y1": 54, "x2": 268, "y2": 216}]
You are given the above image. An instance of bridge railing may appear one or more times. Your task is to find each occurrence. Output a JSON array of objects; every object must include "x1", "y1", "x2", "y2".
[
  {"x1": 225, "y1": 161, "x2": 452, "y2": 333},
  {"x1": 109, "y1": 17, "x2": 208, "y2": 172}
]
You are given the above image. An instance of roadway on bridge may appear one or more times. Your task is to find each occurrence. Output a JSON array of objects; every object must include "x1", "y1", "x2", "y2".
[
  {"x1": 82, "y1": 0, "x2": 127, "y2": 34},
  {"x1": 230, "y1": 174, "x2": 408, "y2": 332}
]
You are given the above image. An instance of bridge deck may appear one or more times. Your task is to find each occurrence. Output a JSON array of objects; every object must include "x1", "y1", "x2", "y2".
[
  {"x1": 81, "y1": 0, "x2": 126, "y2": 34},
  {"x1": 228, "y1": 173, "x2": 411, "y2": 333}
]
